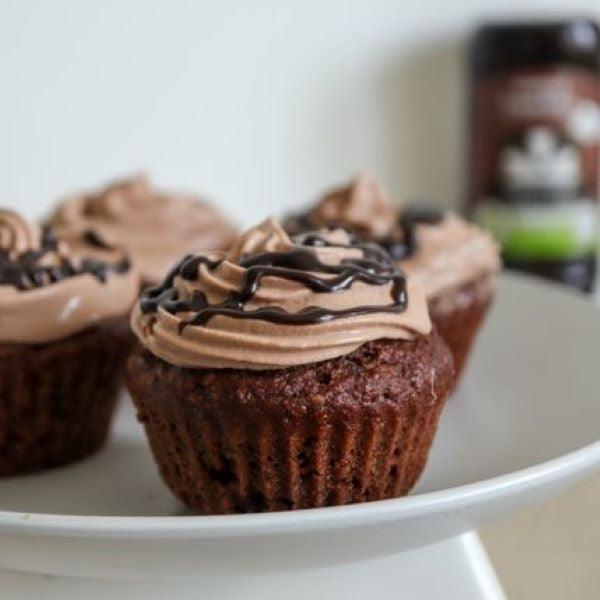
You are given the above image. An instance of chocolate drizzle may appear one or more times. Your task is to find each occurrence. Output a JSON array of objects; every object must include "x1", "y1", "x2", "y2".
[
  {"x1": 380, "y1": 206, "x2": 444, "y2": 261},
  {"x1": 83, "y1": 228, "x2": 114, "y2": 250},
  {"x1": 284, "y1": 205, "x2": 444, "y2": 262},
  {"x1": 0, "y1": 228, "x2": 130, "y2": 291},
  {"x1": 140, "y1": 234, "x2": 408, "y2": 328}
]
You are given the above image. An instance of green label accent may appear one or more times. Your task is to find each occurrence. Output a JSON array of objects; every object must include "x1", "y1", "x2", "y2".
[{"x1": 474, "y1": 200, "x2": 599, "y2": 260}]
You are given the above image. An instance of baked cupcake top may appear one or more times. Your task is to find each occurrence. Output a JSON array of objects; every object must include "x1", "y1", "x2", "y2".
[
  {"x1": 131, "y1": 217, "x2": 430, "y2": 370},
  {"x1": 0, "y1": 209, "x2": 139, "y2": 344},
  {"x1": 49, "y1": 174, "x2": 238, "y2": 284},
  {"x1": 284, "y1": 172, "x2": 501, "y2": 299}
]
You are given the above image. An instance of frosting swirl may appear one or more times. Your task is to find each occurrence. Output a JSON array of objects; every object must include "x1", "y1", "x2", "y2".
[
  {"x1": 285, "y1": 173, "x2": 500, "y2": 299},
  {"x1": 0, "y1": 210, "x2": 139, "y2": 344},
  {"x1": 308, "y1": 171, "x2": 398, "y2": 239},
  {"x1": 400, "y1": 214, "x2": 501, "y2": 299},
  {"x1": 0, "y1": 211, "x2": 43, "y2": 259},
  {"x1": 49, "y1": 174, "x2": 238, "y2": 284},
  {"x1": 131, "y1": 218, "x2": 430, "y2": 370}
]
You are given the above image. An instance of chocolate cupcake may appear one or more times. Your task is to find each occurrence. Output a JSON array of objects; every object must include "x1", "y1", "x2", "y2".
[
  {"x1": 49, "y1": 174, "x2": 238, "y2": 287},
  {"x1": 284, "y1": 173, "x2": 501, "y2": 382},
  {"x1": 0, "y1": 210, "x2": 139, "y2": 475},
  {"x1": 126, "y1": 218, "x2": 454, "y2": 514}
]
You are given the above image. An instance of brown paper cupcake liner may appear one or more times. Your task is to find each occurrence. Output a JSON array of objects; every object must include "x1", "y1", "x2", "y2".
[
  {"x1": 0, "y1": 319, "x2": 132, "y2": 476},
  {"x1": 127, "y1": 333, "x2": 454, "y2": 514},
  {"x1": 430, "y1": 277, "x2": 495, "y2": 384}
]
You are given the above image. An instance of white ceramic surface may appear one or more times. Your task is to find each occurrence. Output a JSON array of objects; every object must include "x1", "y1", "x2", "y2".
[
  {"x1": 0, "y1": 533, "x2": 504, "y2": 599},
  {"x1": 0, "y1": 273, "x2": 598, "y2": 580}
]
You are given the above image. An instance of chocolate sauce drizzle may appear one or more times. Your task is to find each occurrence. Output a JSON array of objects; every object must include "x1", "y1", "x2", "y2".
[
  {"x1": 283, "y1": 205, "x2": 444, "y2": 261},
  {"x1": 380, "y1": 206, "x2": 444, "y2": 260},
  {"x1": 0, "y1": 228, "x2": 130, "y2": 291},
  {"x1": 83, "y1": 228, "x2": 114, "y2": 250},
  {"x1": 140, "y1": 234, "x2": 408, "y2": 328}
]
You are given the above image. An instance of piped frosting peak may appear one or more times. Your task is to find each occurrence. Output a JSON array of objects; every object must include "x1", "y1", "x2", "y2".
[
  {"x1": 0, "y1": 210, "x2": 43, "y2": 260},
  {"x1": 309, "y1": 171, "x2": 397, "y2": 239},
  {"x1": 226, "y1": 217, "x2": 294, "y2": 263},
  {"x1": 132, "y1": 217, "x2": 431, "y2": 370}
]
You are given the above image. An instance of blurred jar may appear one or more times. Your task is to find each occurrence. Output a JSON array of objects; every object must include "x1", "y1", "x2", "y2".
[{"x1": 469, "y1": 19, "x2": 600, "y2": 293}]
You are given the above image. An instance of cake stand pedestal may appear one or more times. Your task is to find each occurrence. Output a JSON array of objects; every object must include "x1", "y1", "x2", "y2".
[{"x1": 0, "y1": 531, "x2": 504, "y2": 599}]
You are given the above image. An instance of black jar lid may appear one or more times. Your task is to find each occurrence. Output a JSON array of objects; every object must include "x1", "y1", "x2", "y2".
[{"x1": 471, "y1": 19, "x2": 600, "y2": 76}]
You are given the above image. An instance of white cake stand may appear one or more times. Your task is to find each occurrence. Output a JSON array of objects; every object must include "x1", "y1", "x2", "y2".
[{"x1": 0, "y1": 274, "x2": 598, "y2": 598}]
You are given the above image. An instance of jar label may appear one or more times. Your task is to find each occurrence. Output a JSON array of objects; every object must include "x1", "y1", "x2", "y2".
[{"x1": 471, "y1": 67, "x2": 600, "y2": 261}]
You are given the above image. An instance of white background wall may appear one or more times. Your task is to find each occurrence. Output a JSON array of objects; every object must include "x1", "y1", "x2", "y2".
[{"x1": 2, "y1": 0, "x2": 599, "y2": 227}]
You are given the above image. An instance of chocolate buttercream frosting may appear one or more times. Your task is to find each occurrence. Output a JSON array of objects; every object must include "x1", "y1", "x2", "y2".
[
  {"x1": 0, "y1": 210, "x2": 139, "y2": 343},
  {"x1": 131, "y1": 218, "x2": 431, "y2": 370},
  {"x1": 284, "y1": 172, "x2": 500, "y2": 299},
  {"x1": 306, "y1": 172, "x2": 398, "y2": 239},
  {"x1": 49, "y1": 174, "x2": 238, "y2": 284}
]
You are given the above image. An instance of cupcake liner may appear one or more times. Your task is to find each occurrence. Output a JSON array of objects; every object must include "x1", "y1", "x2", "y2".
[
  {"x1": 430, "y1": 277, "x2": 495, "y2": 384},
  {"x1": 0, "y1": 320, "x2": 131, "y2": 476},
  {"x1": 128, "y1": 335, "x2": 453, "y2": 514}
]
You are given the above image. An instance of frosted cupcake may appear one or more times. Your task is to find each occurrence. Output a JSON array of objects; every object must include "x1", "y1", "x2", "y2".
[
  {"x1": 126, "y1": 218, "x2": 454, "y2": 513},
  {"x1": 284, "y1": 173, "x2": 501, "y2": 381},
  {"x1": 0, "y1": 210, "x2": 139, "y2": 475},
  {"x1": 49, "y1": 174, "x2": 237, "y2": 287}
]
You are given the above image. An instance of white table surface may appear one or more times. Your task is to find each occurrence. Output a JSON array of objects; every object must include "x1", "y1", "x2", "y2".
[{"x1": 482, "y1": 474, "x2": 600, "y2": 599}]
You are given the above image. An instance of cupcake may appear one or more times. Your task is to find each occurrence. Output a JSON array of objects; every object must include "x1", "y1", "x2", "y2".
[
  {"x1": 49, "y1": 174, "x2": 238, "y2": 287},
  {"x1": 126, "y1": 218, "x2": 454, "y2": 514},
  {"x1": 0, "y1": 209, "x2": 139, "y2": 475},
  {"x1": 284, "y1": 172, "x2": 501, "y2": 381}
]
